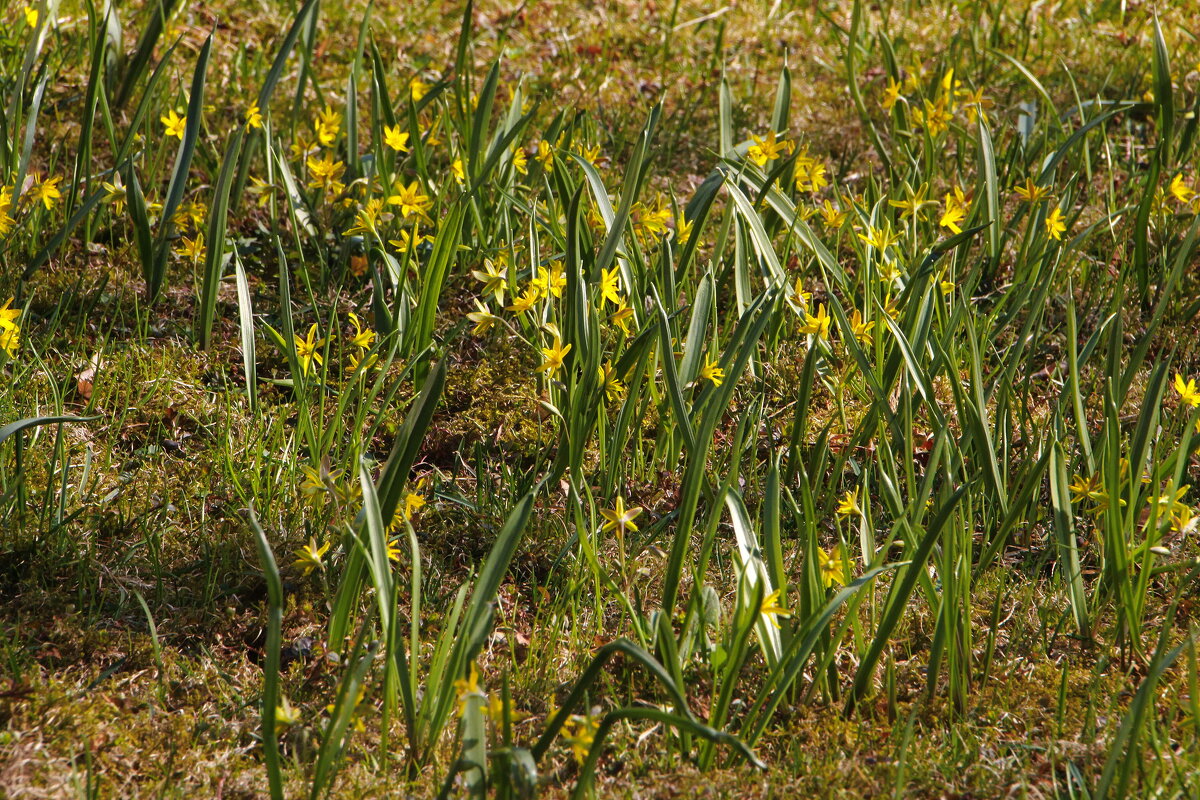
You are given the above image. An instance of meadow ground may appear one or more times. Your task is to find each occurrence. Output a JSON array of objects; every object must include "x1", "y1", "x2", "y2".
[{"x1": 2, "y1": 0, "x2": 1200, "y2": 797}]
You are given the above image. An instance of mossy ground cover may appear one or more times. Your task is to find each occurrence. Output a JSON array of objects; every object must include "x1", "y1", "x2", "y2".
[{"x1": 2, "y1": 0, "x2": 1200, "y2": 797}]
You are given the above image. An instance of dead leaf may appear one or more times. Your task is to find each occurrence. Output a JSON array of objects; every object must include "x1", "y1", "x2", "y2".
[{"x1": 77, "y1": 366, "x2": 95, "y2": 401}]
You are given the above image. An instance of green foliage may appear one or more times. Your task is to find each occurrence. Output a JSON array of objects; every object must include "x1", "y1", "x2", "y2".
[{"x1": 2, "y1": 0, "x2": 1200, "y2": 797}]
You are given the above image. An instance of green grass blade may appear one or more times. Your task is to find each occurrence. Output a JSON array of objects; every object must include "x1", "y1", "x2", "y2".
[
  {"x1": 197, "y1": 127, "x2": 245, "y2": 347},
  {"x1": 845, "y1": 484, "x2": 970, "y2": 712},
  {"x1": 247, "y1": 507, "x2": 284, "y2": 800},
  {"x1": 113, "y1": 0, "x2": 180, "y2": 107},
  {"x1": 150, "y1": 32, "x2": 213, "y2": 302},
  {"x1": 232, "y1": 251, "x2": 257, "y2": 410}
]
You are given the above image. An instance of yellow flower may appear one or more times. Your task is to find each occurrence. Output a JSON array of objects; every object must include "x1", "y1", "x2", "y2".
[
  {"x1": 857, "y1": 224, "x2": 901, "y2": 253},
  {"x1": 0, "y1": 297, "x2": 21, "y2": 329},
  {"x1": 403, "y1": 490, "x2": 426, "y2": 520},
  {"x1": 293, "y1": 538, "x2": 330, "y2": 576},
  {"x1": 0, "y1": 324, "x2": 20, "y2": 358},
  {"x1": 388, "y1": 228, "x2": 428, "y2": 254},
  {"x1": 1175, "y1": 373, "x2": 1200, "y2": 408},
  {"x1": 505, "y1": 285, "x2": 540, "y2": 316},
  {"x1": 386, "y1": 538, "x2": 403, "y2": 562},
  {"x1": 383, "y1": 123, "x2": 410, "y2": 153},
  {"x1": 175, "y1": 199, "x2": 207, "y2": 230},
  {"x1": 1155, "y1": 481, "x2": 1192, "y2": 521},
  {"x1": 609, "y1": 302, "x2": 635, "y2": 336},
  {"x1": 0, "y1": 186, "x2": 15, "y2": 235},
  {"x1": 940, "y1": 69, "x2": 957, "y2": 95},
  {"x1": 800, "y1": 303, "x2": 831, "y2": 341},
  {"x1": 32, "y1": 176, "x2": 62, "y2": 210},
  {"x1": 421, "y1": 117, "x2": 443, "y2": 148},
  {"x1": 325, "y1": 687, "x2": 367, "y2": 731},
  {"x1": 600, "y1": 496, "x2": 642, "y2": 535},
  {"x1": 1170, "y1": 507, "x2": 1197, "y2": 534},
  {"x1": 313, "y1": 105, "x2": 341, "y2": 146},
  {"x1": 676, "y1": 216, "x2": 694, "y2": 243},
  {"x1": 759, "y1": 588, "x2": 791, "y2": 629},
  {"x1": 698, "y1": 356, "x2": 724, "y2": 387},
  {"x1": 387, "y1": 481, "x2": 429, "y2": 533},
  {"x1": 849, "y1": 309, "x2": 874, "y2": 346},
  {"x1": 573, "y1": 141, "x2": 601, "y2": 165},
  {"x1": 794, "y1": 157, "x2": 828, "y2": 194},
  {"x1": 511, "y1": 146, "x2": 528, "y2": 175},
  {"x1": 1084, "y1": 484, "x2": 1126, "y2": 515},
  {"x1": 451, "y1": 158, "x2": 465, "y2": 185},
  {"x1": 1168, "y1": 174, "x2": 1195, "y2": 205},
  {"x1": 275, "y1": 697, "x2": 302, "y2": 727},
  {"x1": 791, "y1": 277, "x2": 812, "y2": 309},
  {"x1": 486, "y1": 694, "x2": 527, "y2": 725},
  {"x1": 1013, "y1": 178, "x2": 1050, "y2": 204},
  {"x1": 295, "y1": 323, "x2": 325, "y2": 376},
  {"x1": 748, "y1": 130, "x2": 790, "y2": 168},
  {"x1": 471, "y1": 259, "x2": 508, "y2": 305},
  {"x1": 102, "y1": 174, "x2": 127, "y2": 215},
  {"x1": 957, "y1": 86, "x2": 993, "y2": 124},
  {"x1": 881, "y1": 77, "x2": 902, "y2": 111},
  {"x1": 888, "y1": 183, "x2": 930, "y2": 220},
  {"x1": 902, "y1": 59, "x2": 927, "y2": 93},
  {"x1": 817, "y1": 547, "x2": 851, "y2": 589},
  {"x1": 387, "y1": 180, "x2": 433, "y2": 220},
  {"x1": 409, "y1": 76, "x2": 431, "y2": 102},
  {"x1": 161, "y1": 110, "x2": 187, "y2": 140},
  {"x1": 599, "y1": 266, "x2": 623, "y2": 307},
  {"x1": 532, "y1": 263, "x2": 566, "y2": 298},
  {"x1": 467, "y1": 300, "x2": 501, "y2": 336},
  {"x1": 24, "y1": 6, "x2": 39, "y2": 26},
  {"x1": 532, "y1": 141, "x2": 555, "y2": 174},
  {"x1": 347, "y1": 312, "x2": 376, "y2": 349},
  {"x1": 1044, "y1": 206, "x2": 1067, "y2": 241},
  {"x1": 939, "y1": 190, "x2": 966, "y2": 234},
  {"x1": 563, "y1": 715, "x2": 597, "y2": 764},
  {"x1": 599, "y1": 361, "x2": 626, "y2": 402},
  {"x1": 836, "y1": 488, "x2": 860, "y2": 517},
  {"x1": 878, "y1": 259, "x2": 902, "y2": 285},
  {"x1": 585, "y1": 204, "x2": 606, "y2": 233},
  {"x1": 632, "y1": 201, "x2": 671, "y2": 239},
  {"x1": 1068, "y1": 473, "x2": 1096, "y2": 506},
  {"x1": 175, "y1": 233, "x2": 205, "y2": 261},
  {"x1": 289, "y1": 131, "x2": 317, "y2": 160},
  {"x1": 348, "y1": 349, "x2": 378, "y2": 374},
  {"x1": 248, "y1": 175, "x2": 273, "y2": 208},
  {"x1": 453, "y1": 663, "x2": 485, "y2": 717},
  {"x1": 916, "y1": 97, "x2": 952, "y2": 136},
  {"x1": 343, "y1": 199, "x2": 384, "y2": 238},
  {"x1": 245, "y1": 104, "x2": 263, "y2": 131},
  {"x1": 299, "y1": 464, "x2": 326, "y2": 497},
  {"x1": 537, "y1": 337, "x2": 572, "y2": 375},
  {"x1": 306, "y1": 152, "x2": 346, "y2": 193}
]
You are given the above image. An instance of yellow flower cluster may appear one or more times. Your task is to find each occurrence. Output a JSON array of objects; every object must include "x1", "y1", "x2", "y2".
[
  {"x1": 885, "y1": 66, "x2": 993, "y2": 135},
  {"x1": 290, "y1": 312, "x2": 378, "y2": 378},
  {"x1": 466, "y1": 231, "x2": 641, "y2": 379},
  {"x1": 793, "y1": 144, "x2": 828, "y2": 194},
  {"x1": 452, "y1": 662, "x2": 525, "y2": 726}
]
